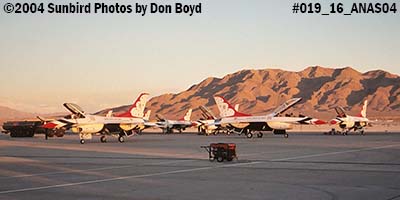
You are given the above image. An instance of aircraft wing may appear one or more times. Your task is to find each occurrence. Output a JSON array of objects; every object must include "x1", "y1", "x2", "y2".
[
  {"x1": 156, "y1": 120, "x2": 193, "y2": 129},
  {"x1": 144, "y1": 121, "x2": 158, "y2": 128},
  {"x1": 295, "y1": 117, "x2": 327, "y2": 125},
  {"x1": 271, "y1": 98, "x2": 302, "y2": 117}
]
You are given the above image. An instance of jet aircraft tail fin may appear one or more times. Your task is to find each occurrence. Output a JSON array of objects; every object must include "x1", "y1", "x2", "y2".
[
  {"x1": 180, "y1": 109, "x2": 192, "y2": 121},
  {"x1": 358, "y1": 100, "x2": 368, "y2": 118},
  {"x1": 213, "y1": 96, "x2": 251, "y2": 118},
  {"x1": 116, "y1": 93, "x2": 149, "y2": 118}
]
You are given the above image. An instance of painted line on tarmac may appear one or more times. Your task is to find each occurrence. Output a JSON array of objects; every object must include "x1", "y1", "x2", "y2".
[
  {"x1": 240, "y1": 150, "x2": 294, "y2": 157},
  {"x1": 271, "y1": 144, "x2": 400, "y2": 161},
  {"x1": 149, "y1": 159, "x2": 195, "y2": 165},
  {"x1": 0, "y1": 159, "x2": 194, "y2": 180},
  {"x1": 0, "y1": 165, "x2": 131, "y2": 179},
  {"x1": 0, "y1": 161, "x2": 262, "y2": 194}
]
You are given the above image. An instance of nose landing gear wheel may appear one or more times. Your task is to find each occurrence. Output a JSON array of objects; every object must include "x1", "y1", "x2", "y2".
[
  {"x1": 246, "y1": 133, "x2": 253, "y2": 138},
  {"x1": 80, "y1": 139, "x2": 85, "y2": 144},
  {"x1": 257, "y1": 133, "x2": 263, "y2": 138},
  {"x1": 284, "y1": 134, "x2": 289, "y2": 138},
  {"x1": 100, "y1": 136, "x2": 107, "y2": 143},
  {"x1": 118, "y1": 136, "x2": 125, "y2": 143}
]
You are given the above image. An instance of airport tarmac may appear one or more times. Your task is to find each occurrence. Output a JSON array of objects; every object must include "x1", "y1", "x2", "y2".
[{"x1": 0, "y1": 131, "x2": 400, "y2": 200}]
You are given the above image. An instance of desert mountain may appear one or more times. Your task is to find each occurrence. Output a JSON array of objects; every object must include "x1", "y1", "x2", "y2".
[
  {"x1": 0, "y1": 106, "x2": 36, "y2": 122},
  {"x1": 97, "y1": 66, "x2": 400, "y2": 120}
]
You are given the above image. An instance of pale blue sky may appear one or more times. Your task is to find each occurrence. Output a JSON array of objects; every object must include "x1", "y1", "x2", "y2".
[{"x1": 0, "y1": 0, "x2": 399, "y2": 112}]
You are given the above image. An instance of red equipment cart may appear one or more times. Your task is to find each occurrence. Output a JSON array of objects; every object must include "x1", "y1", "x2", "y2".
[{"x1": 201, "y1": 143, "x2": 237, "y2": 162}]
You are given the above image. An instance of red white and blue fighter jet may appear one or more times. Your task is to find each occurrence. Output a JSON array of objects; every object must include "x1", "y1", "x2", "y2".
[
  {"x1": 207, "y1": 96, "x2": 326, "y2": 138},
  {"x1": 42, "y1": 93, "x2": 150, "y2": 144}
]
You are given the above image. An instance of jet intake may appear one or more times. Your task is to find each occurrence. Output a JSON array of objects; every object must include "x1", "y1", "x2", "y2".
[
  {"x1": 120, "y1": 123, "x2": 139, "y2": 131},
  {"x1": 342, "y1": 121, "x2": 355, "y2": 129}
]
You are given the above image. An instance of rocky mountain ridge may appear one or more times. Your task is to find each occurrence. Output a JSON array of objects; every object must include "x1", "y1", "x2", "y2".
[{"x1": 105, "y1": 66, "x2": 400, "y2": 120}]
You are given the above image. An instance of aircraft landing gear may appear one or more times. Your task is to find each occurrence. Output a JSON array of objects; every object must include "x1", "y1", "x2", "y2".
[
  {"x1": 257, "y1": 132, "x2": 263, "y2": 138},
  {"x1": 164, "y1": 128, "x2": 173, "y2": 134},
  {"x1": 118, "y1": 136, "x2": 125, "y2": 143},
  {"x1": 80, "y1": 139, "x2": 85, "y2": 144},
  {"x1": 216, "y1": 156, "x2": 224, "y2": 162},
  {"x1": 45, "y1": 130, "x2": 49, "y2": 140},
  {"x1": 246, "y1": 132, "x2": 253, "y2": 139},
  {"x1": 273, "y1": 129, "x2": 288, "y2": 138},
  {"x1": 100, "y1": 136, "x2": 107, "y2": 143}
]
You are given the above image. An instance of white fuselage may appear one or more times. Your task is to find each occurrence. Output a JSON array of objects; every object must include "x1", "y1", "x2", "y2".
[
  {"x1": 58, "y1": 114, "x2": 145, "y2": 134},
  {"x1": 209, "y1": 115, "x2": 318, "y2": 133},
  {"x1": 220, "y1": 115, "x2": 306, "y2": 124}
]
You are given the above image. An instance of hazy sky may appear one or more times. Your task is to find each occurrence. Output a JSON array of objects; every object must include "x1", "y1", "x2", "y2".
[{"x1": 0, "y1": 0, "x2": 399, "y2": 113}]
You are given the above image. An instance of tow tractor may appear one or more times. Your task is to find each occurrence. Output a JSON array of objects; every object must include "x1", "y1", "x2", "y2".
[
  {"x1": 201, "y1": 143, "x2": 237, "y2": 162},
  {"x1": 2, "y1": 120, "x2": 45, "y2": 137},
  {"x1": 2, "y1": 120, "x2": 65, "y2": 139}
]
